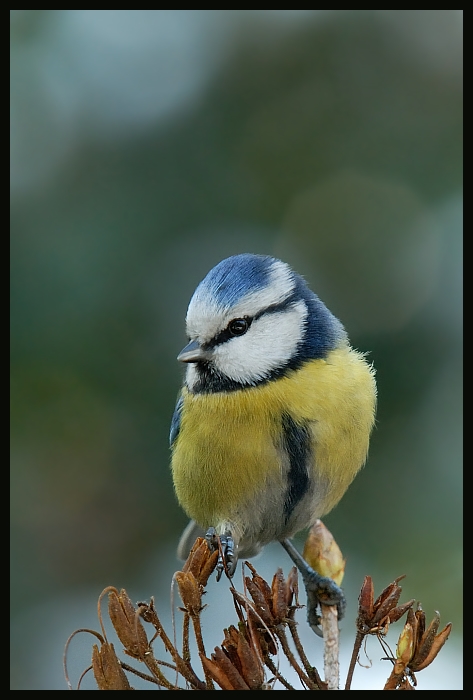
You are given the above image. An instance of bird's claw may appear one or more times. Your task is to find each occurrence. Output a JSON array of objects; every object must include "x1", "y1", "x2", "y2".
[
  {"x1": 303, "y1": 570, "x2": 346, "y2": 636},
  {"x1": 205, "y1": 527, "x2": 236, "y2": 581},
  {"x1": 279, "y1": 538, "x2": 345, "y2": 636}
]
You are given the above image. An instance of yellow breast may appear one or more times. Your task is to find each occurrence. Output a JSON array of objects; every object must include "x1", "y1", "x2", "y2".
[{"x1": 171, "y1": 345, "x2": 376, "y2": 529}]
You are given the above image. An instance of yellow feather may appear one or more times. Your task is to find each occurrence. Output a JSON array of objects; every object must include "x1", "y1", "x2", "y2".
[{"x1": 171, "y1": 345, "x2": 376, "y2": 535}]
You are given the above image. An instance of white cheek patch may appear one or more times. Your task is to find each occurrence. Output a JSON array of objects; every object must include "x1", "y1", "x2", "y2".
[{"x1": 213, "y1": 300, "x2": 308, "y2": 384}]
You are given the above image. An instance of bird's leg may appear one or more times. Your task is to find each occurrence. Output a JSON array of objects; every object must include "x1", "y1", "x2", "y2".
[
  {"x1": 280, "y1": 538, "x2": 346, "y2": 636},
  {"x1": 205, "y1": 527, "x2": 237, "y2": 581}
]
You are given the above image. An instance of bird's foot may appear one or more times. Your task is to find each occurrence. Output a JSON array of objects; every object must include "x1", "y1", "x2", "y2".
[
  {"x1": 280, "y1": 538, "x2": 346, "y2": 636},
  {"x1": 304, "y1": 570, "x2": 346, "y2": 635},
  {"x1": 205, "y1": 527, "x2": 237, "y2": 581}
]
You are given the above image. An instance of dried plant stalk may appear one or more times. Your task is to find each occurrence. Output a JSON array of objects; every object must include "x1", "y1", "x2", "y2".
[{"x1": 63, "y1": 527, "x2": 452, "y2": 690}]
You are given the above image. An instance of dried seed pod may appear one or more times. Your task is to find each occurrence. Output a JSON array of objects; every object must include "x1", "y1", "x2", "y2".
[
  {"x1": 245, "y1": 576, "x2": 274, "y2": 627},
  {"x1": 201, "y1": 648, "x2": 250, "y2": 690},
  {"x1": 92, "y1": 642, "x2": 132, "y2": 690},
  {"x1": 182, "y1": 537, "x2": 218, "y2": 586},
  {"x1": 175, "y1": 571, "x2": 202, "y2": 616},
  {"x1": 270, "y1": 569, "x2": 287, "y2": 622},
  {"x1": 108, "y1": 588, "x2": 149, "y2": 659}
]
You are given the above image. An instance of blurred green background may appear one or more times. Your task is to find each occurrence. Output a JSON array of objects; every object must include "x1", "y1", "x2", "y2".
[{"x1": 10, "y1": 11, "x2": 462, "y2": 690}]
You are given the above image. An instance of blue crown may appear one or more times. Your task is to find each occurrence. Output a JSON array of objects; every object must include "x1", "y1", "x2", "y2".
[{"x1": 194, "y1": 254, "x2": 276, "y2": 311}]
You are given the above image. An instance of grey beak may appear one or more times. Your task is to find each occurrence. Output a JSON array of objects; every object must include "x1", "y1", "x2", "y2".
[{"x1": 177, "y1": 339, "x2": 212, "y2": 363}]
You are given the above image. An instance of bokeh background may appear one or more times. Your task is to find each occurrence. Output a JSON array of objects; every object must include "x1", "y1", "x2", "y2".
[{"x1": 10, "y1": 10, "x2": 462, "y2": 690}]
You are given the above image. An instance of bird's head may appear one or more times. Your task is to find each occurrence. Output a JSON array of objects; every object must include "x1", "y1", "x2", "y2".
[{"x1": 179, "y1": 254, "x2": 346, "y2": 393}]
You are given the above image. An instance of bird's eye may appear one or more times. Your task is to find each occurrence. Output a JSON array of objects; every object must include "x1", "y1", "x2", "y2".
[{"x1": 228, "y1": 318, "x2": 249, "y2": 336}]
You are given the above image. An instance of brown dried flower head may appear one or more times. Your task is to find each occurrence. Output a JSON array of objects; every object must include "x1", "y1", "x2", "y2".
[
  {"x1": 108, "y1": 588, "x2": 149, "y2": 659},
  {"x1": 384, "y1": 604, "x2": 452, "y2": 690},
  {"x1": 92, "y1": 641, "x2": 133, "y2": 690},
  {"x1": 234, "y1": 562, "x2": 300, "y2": 629},
  {"x1": 182, "y1": 537, "x2": 219, "y2": 587},
  {"x1": 357, "y1": 575, "x2": 414, "y2": 636}
]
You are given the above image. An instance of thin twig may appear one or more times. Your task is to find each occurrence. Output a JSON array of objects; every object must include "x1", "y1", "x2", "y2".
[
  {"x1": 264, "y1": 656, "x2": 297, "y2": 690},
  {"x1": 320, "y1": 604, "x2": 339, "y2": 690},
  {"x1": 77, "y1": 665, "x2": 93, "y2": 690},
  {"x1": 119, "y1": 661, "x2": 178, "y2": 686},
  {"x1": 286, "y1": 610, "x2": 325, "y2": 689},
  {"x1": 141, "y1": 652, "x2": 181, "y2": 690},
  {"x1": 63, "y1": 628, "x2": 105, "y2": 690},
  {"x1": 140, "y1": 602, "x2": 206, "y2": 690},
  {"x1": 345, "y1": 630, "x2": 364, "y2": 690},
  {"x1": 274, "y1": 626, "x2": 320, "y2": 690},
  {"x1": 189, "y1": 611, "x2": 215, "y2": 690},
  {"x1": 181, "y1": 611, "x2": 191, "y2": 664}
]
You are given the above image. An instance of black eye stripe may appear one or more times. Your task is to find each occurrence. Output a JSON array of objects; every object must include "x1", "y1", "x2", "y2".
[
  {"x1": 252, "y1": 294, "x2": 299, "y2": 321},
  {"x1": 209, "y1": 316, "x2": 251, "y2": 347},
  {"x1": 204, "y1": 293, "x2": 302, "y2": 350}
]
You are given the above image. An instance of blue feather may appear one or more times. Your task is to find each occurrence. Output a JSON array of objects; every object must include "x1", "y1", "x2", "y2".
[{"x1": 195, "y1": 254, "x2": 274, "y2": 310}]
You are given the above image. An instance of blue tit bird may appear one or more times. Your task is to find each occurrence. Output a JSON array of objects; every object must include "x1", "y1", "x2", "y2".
[{"x1": 170, "y1": 253, "x2": 376, "y2": 589}]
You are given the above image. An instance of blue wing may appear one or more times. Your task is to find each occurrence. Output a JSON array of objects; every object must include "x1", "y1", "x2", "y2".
[{"x1": 169, "y1": 394, "x2": 184, "y2": 446}]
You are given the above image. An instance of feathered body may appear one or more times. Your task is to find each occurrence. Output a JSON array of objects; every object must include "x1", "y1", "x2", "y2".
[{"x1": 170, "y1": 254, "x2": 376, "y2": 563}]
